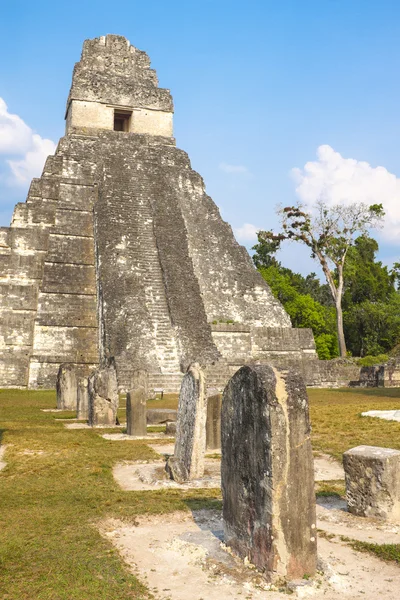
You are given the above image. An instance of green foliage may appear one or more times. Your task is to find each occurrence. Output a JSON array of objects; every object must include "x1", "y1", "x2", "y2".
[
  {"x1": 315, "y1": 333, "x2": 338, "y2": 361},
  {"x1": 258, "y1": 264, "x2": 338, "y2": 359},
  {"x1": 343, "y1": 539, "x2": 400, "y2": 564},
  {"x1": 342, "y1": 236, "x2": 395, "y2": 306},
  {"x1": 357, "y1": 354, "x2": 389, "y2": 367},
  {"x1": 253, "y1": 229, "x2": 400, "y2": 358},
  {"x1": 339, "y1": 235, "x2": 400, "y2": 355}
]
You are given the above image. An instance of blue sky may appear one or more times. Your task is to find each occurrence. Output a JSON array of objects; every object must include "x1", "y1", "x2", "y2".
[{"x1": 1, "y1": 0, "x2": 400, "y2": 276}]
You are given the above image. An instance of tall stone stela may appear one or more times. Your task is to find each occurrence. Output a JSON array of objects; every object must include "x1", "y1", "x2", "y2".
[
  {"x1": 221, "y1": 364, "x2": 317, "y2": 580},
  {"x1": 0, "y1": 35, "x2": 317, "y2": 391}
]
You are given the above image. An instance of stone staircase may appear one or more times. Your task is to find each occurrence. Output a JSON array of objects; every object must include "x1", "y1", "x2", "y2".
[{"x1": 148, "y1": 372, "x2": 183, "y2": 394}]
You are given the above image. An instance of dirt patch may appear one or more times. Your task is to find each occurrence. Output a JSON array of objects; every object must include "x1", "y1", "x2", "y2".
[
  {"x1": 113, "y1": 459, "x2": 221, "y2": 491},
  {"x1": 317, "y1": 498, "x2": 400, "y2": 543},
  {"x1": 64, "y1": 422, "x2": 125, "y2": 430},
  {"x1": 0, "y1": 444, "x2": 7, "y2": 471},
  {"x1": 100, "y1": 509, "x2": 400, "y2": 600},
  {"x1": 314, "y1": 454, "x2": 344, "y2": 481},
  {"x1": 113, "y1": 447, "x2": 341, "y2": 492}
]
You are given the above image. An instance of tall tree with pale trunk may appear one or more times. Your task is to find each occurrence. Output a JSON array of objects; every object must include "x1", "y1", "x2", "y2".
[{"x1": 258, "y1": 201, "x2": 384, "y2": 357}]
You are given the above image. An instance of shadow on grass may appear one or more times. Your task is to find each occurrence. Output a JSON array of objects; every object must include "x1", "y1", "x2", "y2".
[
  {"x1": 0, "y1": 428, "x2": 5, "y2": 445},
  {"x1": 338, "y1": 387, "x2": 400, "y2": 398}
]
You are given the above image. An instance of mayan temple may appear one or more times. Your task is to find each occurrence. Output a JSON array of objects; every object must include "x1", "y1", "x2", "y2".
[{"x1": 0, "y1": 34, "x2": 317, "y2": 391}]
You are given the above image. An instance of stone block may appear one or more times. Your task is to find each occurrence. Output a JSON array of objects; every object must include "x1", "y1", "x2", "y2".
[
  {"x1": 221, "y1": 364, "x2": 317, "y2": 580},
  {"x1": 56, "y1": 363, "x2": 78, "y2": 410},
  {"x1": 165, "y1": 421, "x2": 176, "y2": 435},
  {"x1": 77, "y1": 377, "x2": 89, "y2": 420},
  {"x1": 146, "y1": 408, "x2": 177, "y2": 425},
  {"x1": 343, "y1": 445, "x2": 400, "y2": 521},
  {"x1": 206, "y1": 393, "x2": 222, "y2": 450},
  {"x1": 126, "y1": 369, "x2": 148, "y2": 436},
  {"x1": 166, "y1": 364, "x2": 207, "y2": 483},
  {"x1": 88, "y1": 359, "x2": 119, "y2": 426}
]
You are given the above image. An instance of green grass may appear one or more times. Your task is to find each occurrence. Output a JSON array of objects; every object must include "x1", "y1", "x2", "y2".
[
  {"x1": 0, "y1": 389, "x2": 220, "y2": 600},
  {"x1": 147, "y1": 393, "x2": 178, "y2": 409},
  {"x1": 339, "y1": 537, "x2": 400, "y2": 563},
  {"x1": 1, "y1": 386, "x2": 400, "y2": 598},
  {"x1": 308, "y1": 387, "x2": 400, "y2": 460},
  {"x1": 315, "y1": 480, "x2": 346, "y2": 498}
]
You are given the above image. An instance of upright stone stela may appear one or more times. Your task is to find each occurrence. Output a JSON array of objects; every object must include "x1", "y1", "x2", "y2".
[
  {"x1": 0, "y1": 35, "x2": 317, "y2": 391},
  {"x1": 221, "y1": 364, "x2": 317, "y2": 580}
]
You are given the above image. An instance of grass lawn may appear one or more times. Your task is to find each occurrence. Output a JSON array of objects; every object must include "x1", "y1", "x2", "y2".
[
  {"x1": 0, "y1": 390, "x2": 219, "y2": 600},
  {"x1": 308, "y1": 387, "x2": 400, "y2": 460},
  {"x1": 0, "y1": 386, "x2": 399, "y2": 598}
]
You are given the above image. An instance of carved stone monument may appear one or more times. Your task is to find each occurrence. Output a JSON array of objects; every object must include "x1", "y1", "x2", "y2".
[
  {"x1": 56, "y1": 364, "x2": 77, "y2": 410},
  {"x1": 88, "y1": 359, "x2": 119, "y2": 427},
  {"x1": 221, "y1": 364, "x2": 317, "y2": 580},
  {"x1": 77, "y1": 377, "x2": 89, "y2": 420},
  {"x1": 166, "y1": 364, "x2": 207, "y2": 483},
  {"x1": 206, "y1": 393, "x2": 222, "y2": 450},
  {"x1": 126, "y1": 369, "x2": 148, "y2": 436}
]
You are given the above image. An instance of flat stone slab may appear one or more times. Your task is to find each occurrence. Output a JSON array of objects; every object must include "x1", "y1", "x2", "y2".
[
  {"x1": 362, "y1": 410, "x2": 400, "y2": 422},
  {"x1": 147, "y1": 408, "x2": 177, "y2": 424},
  {"x1": 0, "y1": 445, "x2": 7, "y2": 471},
  {"x1": 113, "y1": 454, "x2": 342, "y2": 492},
  {"x1": 101, "y1": 433, "x2": 173, "y2": 441},
  {"x1": 113, "y1": 459, "x2": 221, "y2": 491},
  {"x1": 64, "y1": 422, "x2": 125, "y2": 430},
  {"x1": 41, "y1": 409, "x2": 63, "y2": 412}
]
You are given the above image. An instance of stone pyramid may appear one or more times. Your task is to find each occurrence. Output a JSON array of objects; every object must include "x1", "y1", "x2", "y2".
[{"x1": 0, "y1": 35, "x2": 316, "y2": 391}]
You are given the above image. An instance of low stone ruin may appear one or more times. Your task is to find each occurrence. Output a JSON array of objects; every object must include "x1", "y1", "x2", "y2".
[
  {"x1": 146, "y1": 408, "x2": 177, "y2": 425},
  {"x1": 88, "y1": 359, "x2": 119, "y2": 427},
  {"x1": 343, "y1": 445, "x2": 400, "y2": 521},
  {"x1": 126, "y1": 370, "x2": 148, "y2": 436},
  {"x1": 166, "y1": 363, "x2": 207, "y2": 483},
  {"x1": 206, "y1": 392, "x2": 222, "y2": 450},
  {"x1": 77, "y1": 377, "x2": 89, "y2": 420},
  {"x1": 56, "y1": 364, "x2": 78, "y2": 410},
  {"x1": 221, "y1": 364, "x2": 317, "y2": 580}
]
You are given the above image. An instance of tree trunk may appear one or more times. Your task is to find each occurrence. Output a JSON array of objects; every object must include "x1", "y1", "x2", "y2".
[
  {"x1": 335, "y1": 300, "x2": 347, "y2": 357},
  {"x1": 336, "y1": 263, "x2": 347, "y2": 358}
]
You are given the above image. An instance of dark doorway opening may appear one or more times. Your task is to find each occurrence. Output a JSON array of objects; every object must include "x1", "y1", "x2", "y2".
[{"x1": 114, "y1": 110, "x2": 131, "y2": 132}]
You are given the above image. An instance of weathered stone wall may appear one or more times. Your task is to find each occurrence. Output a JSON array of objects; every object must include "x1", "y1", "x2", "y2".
[
  {"x1": 304, "y1": 359, "x2": 361, "y2": 388},
  {"x1": 66, "y1": 35, "x2": 173, "y2": 137},
  {"x1": 0, "y1": 34, "x2": 319, "y2": 390},
  {"x1": 0, "y1": 226, "x2": 48, "y2": 386},
  {"x1": 169, "y1": 166, "x2": 292, "y2": 328},
  {"x1": 0, "y1": 146, "x2": 99, "y2": 388}
]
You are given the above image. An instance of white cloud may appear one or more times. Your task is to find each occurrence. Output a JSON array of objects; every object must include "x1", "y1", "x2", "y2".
[
  {"x1": 234, "y1": 223, "x2": 259, "y2": 242},
  {"x1": 219, "y1": 162, "x2": 251, "y2": 175},
  {"x1": 0, "y1": 98, "x2": 56, "y2": 186},
  {"x1": 292, "y1": 145, "x2": 400, "y2": 242}
]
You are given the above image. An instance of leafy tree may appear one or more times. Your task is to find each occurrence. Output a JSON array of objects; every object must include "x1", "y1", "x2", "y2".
[
  {"x1": 340, "y1": 236, "x2": 400, "y2": 355},
  {"x1": 344, "y1": 297, "x2": 400, "y2": 357},
  {"x1": 342, "y1": 235, "x2": 395, "y2": 307},
  {"x1": 256, "y1": 260, "x2": 338, "y2": 360},
  {"x1": 257, "y1": 201, "x2": 385, "y2": 357}
]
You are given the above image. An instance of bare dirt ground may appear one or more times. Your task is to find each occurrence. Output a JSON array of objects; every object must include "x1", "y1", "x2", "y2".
[
  {"x1": 100, "y1": 509, "x2": 400, "y2": 600},
  {"x1": 107, "y1": 445, "x2": 399, "y2": 599},
  {"x1": 0, "y1": 444, "x2": 7, "y2": 471},
  {"x1": 112, "y1": 446, "x2": 344, "y2": 492}
]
